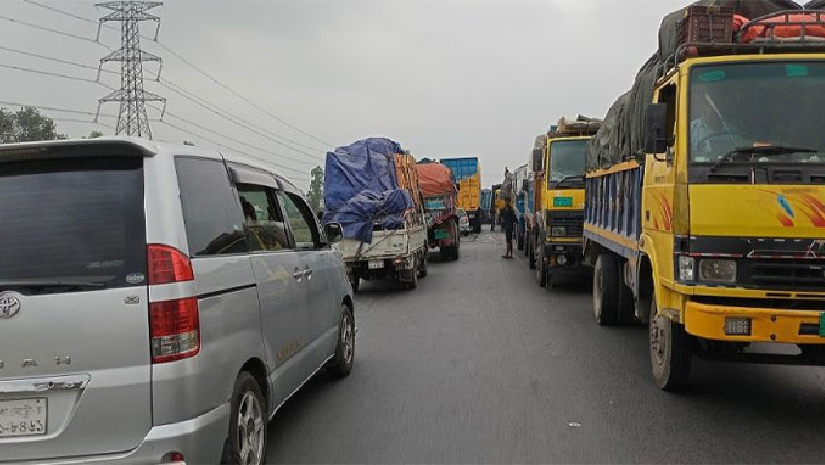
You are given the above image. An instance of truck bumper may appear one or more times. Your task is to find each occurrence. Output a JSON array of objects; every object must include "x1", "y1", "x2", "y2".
[
  {"x1": 544, "y1": 241, "x2": 585, "y2": 269},
  {"x1": 685, "y1": 301, "x2": 825, "y2": 345}
]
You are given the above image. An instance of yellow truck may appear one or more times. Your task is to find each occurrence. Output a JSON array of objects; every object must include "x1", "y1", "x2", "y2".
[
  {"x1": 584, "y1": 5, "x2": 825, "y2": 390},
  {"x1": 529, "y1": 117, "x2": 601, "y2": 289}
]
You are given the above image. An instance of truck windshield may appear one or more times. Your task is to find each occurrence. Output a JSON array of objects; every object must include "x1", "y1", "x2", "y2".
[
  {"x1": 690, "y1": 62, "x2": 825, "y2": 164},
  {"x1": 548, "y1": 139, "x2": 587, "y2": 187}
]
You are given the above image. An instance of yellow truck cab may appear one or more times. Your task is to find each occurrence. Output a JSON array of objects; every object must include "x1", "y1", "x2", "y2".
[
  {"x1": 584, "y1": 6, "x2": 825, "y2": 390},
  {"x1": 531, "y1": 117, "x2": 601, "y2": 289}
]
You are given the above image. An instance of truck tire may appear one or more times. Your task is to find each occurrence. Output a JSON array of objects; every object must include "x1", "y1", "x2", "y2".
[
  {"x1": 406, "y1": 264, "x2": 418, "y2": 290},
  {"x1": 535, "y1": 243, "x2": 547, "y2": 287},
  {"x1": 418, "y1": 251, "x2": 428, "y2": 278},
  {"x1": 649, "y1": 293, "x2": 692, "y2": 391},
  {"x1": 453, "y1": 238, "x2": 460, "y2": 261},
  {"x1": 440, "y1": 247, "x2": 452, "y2": 261},
  {"x1": 349, "y1": 272, "x2": 360, "y2": 293},
  {"x1": 528, "y1": 236, "x2": 536, "y2": 269},
  {"x1": 593, "y1": 253, "x2": 619, "y2": 326},
  {"x1": 617, "y1": 276, "x2": 636, "y2": 325}
]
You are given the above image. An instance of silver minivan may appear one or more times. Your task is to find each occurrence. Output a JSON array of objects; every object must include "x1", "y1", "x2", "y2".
[{"x1": 0, "y1": 137, "x2": 355, "y2": 464}]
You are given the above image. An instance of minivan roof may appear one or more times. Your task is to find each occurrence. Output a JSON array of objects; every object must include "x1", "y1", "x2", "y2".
[{"x1": 0, "y1": 136, "x2": 301, "y2": 190}]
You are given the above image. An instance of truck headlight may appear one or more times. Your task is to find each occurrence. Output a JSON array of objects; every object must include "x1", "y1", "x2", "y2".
[
  {"x1": 550, "y1": 226, "x2": 567, "y2": 236},
  {"x1": 678, "y1": 256, "x2": 694, "y2": 281},
  {"x1": 698, "y1": 259, "x2": 737, "y2": 283}
]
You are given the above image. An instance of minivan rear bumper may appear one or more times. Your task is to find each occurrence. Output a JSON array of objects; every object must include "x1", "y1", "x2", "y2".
[{"x1": 9, "y1": 403, "x2": 229, "y2": 465}]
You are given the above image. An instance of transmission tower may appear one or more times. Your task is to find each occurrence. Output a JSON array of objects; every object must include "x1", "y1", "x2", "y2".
[{"x1": 95, "y1": 1, "x2": 166, "y2": 139}]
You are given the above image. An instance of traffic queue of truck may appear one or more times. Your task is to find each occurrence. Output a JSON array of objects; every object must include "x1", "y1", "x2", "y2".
[
  {"x1": 514, "y1": 0, "x2": 825, "y2": 391},
  {"x1": 322, "y1": 139, "x2": 478, "y2": 291}
]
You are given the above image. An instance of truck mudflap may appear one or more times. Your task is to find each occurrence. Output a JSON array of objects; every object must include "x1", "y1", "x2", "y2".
[{"x1": 685, "y1": 301, "x2": 825, "y2": 346}]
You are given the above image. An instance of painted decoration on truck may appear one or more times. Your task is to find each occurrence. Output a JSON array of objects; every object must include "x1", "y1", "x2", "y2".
[{"x1": 690, "y1": 185, "x2": 825, "y2": 238}]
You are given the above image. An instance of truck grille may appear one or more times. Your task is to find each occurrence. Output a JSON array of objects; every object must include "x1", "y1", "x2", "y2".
[
  {"x1": 548, "y1": 211, "x2": 584, "y2": 236},
  {"x1": 747, "y1": 259, "x2": 825, "y2": 290}
]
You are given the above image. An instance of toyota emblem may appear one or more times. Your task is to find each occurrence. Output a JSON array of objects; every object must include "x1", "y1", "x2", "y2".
[{"x1": 0, "y1": 293, "x2": 21, "y2": 319}]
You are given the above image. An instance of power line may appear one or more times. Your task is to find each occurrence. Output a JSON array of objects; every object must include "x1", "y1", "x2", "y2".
[
  {"x1": 20, "y1": 0, "x2": 334, "y2": 147},
  {"x1": 0, "y1": 43, "x2": 323, "y2": 158},
  {"x1": 0, "y1": 13, "x2": 113, "y2": 50},
  {"x1": 159, "y1": 80, "x2": 324, "y2": 161},
  {"x1": 0, "y1": 62, "x2": 319, "y2": 178}
]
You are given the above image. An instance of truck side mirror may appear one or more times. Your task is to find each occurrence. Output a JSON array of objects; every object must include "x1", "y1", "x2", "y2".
[
  {"x1": 532, "y1": 149, "x2": 543, "y2": 172},
  {"x1": 324, "y1": 223, "x2": 343, "y2": 243},
  {"x1": 644, "y1": 103, "x2": 668, "y2": 156}
]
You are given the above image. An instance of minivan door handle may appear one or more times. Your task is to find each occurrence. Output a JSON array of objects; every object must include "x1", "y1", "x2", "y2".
[
  {"x1": 304, "y1": 267, "x2": 313, "y2": 280},
  {"x1": 293, "y1": 267, "x2": 303, "y2": 282}
]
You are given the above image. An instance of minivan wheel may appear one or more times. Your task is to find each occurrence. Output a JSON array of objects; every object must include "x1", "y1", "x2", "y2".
[
  {"x1": 328, "y1": 305, "x2": 355, "y2": 378},
  {"x1": 224, "y1": 372, "x2": 266, "y2": 465}
]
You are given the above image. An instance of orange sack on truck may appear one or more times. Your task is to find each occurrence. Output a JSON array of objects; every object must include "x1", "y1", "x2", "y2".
[{"x1": 741, "y1": 12, "x2": 825, "y2": 43}]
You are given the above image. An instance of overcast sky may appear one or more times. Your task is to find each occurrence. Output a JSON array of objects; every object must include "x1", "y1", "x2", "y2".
[{"x1": 0, "y1": 0, "x2": 689, "y2": 188}]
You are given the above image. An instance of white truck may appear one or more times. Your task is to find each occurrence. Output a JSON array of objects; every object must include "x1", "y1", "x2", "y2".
[{"x1": 337, "y1": 215, "x2": 428, "y2": 291}]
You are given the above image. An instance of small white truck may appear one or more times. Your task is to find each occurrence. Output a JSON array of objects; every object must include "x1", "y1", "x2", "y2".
[{"x1": 337, "y1": 213, "x2": 428, "y2": 291}]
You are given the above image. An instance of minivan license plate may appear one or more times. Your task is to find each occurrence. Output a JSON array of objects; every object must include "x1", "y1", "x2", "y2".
[
  {"x1": 0, "y1": 398, "x2": 47, "y2": 437},
  {"x1": 368, "y1": 260, "x2": 384, "y2": 270}
]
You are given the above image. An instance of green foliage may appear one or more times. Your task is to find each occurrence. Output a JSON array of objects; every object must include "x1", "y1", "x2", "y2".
[
  {"x1": 0, "y1": 107, "x2": 65, "y2": 144},
  {"x1": 306, "y1": 166, "x2": 324, "y2": 213},
  {"x1": 183, "y1": 140, "x2": 195, "y2": 146},
  {"x1": 86, "y1": 130, "x2": 104, "y2": 139}
]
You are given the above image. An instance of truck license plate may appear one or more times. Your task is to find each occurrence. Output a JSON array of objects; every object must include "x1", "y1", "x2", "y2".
[
  {"x1": 368, "y1": 260, "x2": 384, "y2": 270},
  {"x1": 0, "y1": 398, "x2": 47, "y2": 438},
  {"x1": 820, "y1": 313, "x2": 825, "y2": 337},
  {"x1": 553, "y1": 196, "x2": 573, "y2": 207}
]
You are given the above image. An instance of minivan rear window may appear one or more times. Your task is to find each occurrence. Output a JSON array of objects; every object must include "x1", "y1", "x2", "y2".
[{"x1": 0, "y1": 157, "x2": 147, "y2": 292}]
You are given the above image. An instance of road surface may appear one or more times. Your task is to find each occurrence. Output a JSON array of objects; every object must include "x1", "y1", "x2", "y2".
[{"x1": 267, "y1": 231, "x2": 825, "y2": 464}]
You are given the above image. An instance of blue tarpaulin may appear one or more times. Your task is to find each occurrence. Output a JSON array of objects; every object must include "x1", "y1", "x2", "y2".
[{"x1": 322, "y1": 138, "x2": 414, "y2": 243}]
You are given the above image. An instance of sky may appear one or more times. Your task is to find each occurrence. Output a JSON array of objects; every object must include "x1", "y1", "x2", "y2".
[{"x1": 0, "y1": 0, "x2": 690, "y2": 189}]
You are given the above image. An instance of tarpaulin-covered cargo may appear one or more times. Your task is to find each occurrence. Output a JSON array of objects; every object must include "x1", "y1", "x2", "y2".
[
  {"x1": 322, "y1": 138, "x2": 418, "y2": 243},
  {"x1": 589, "y1": 0, "x2": 805, "y2": 172},
  {"x1": 416, "y1": 162, "x2": 454, "y2": 198},
  {"x1": 659, "y1": 0, "x2": 801, "y2": 62}
]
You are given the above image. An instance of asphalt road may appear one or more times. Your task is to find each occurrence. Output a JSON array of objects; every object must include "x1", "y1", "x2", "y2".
[{"x1": 267, "y1": 231, "x2": 825, "y2": 464}]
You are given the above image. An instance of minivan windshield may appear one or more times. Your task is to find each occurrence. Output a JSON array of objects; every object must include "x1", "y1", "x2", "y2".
[
  {"x1": 0, "y1": 157, "x2": 146, "y2": 292},
  {"x1": 548, "y1": 139, "x2": 588, "y2": 187},
  {"x1": 690, "y1": 62, "x2": 825, "y2": 164}
]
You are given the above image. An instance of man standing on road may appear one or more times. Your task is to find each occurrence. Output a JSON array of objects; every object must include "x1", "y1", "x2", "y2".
[{"x1": 501, "y1": 197, "x2": 517, "y2": 259}]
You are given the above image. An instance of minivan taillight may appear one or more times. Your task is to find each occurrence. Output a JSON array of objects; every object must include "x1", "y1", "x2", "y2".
[
  {"x1": 150, "y1": 297, "x2": 200, "y2": 364},
  {"x1": 148, "y1": 244, "x2": 194, "y2": 285}
]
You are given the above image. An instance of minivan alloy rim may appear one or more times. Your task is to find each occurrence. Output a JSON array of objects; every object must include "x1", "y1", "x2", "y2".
[
  {"x1": 238, "y1": 391, "x2": 264, "y2": 465},
  {"x1": 342, "y1": 313, "x2": 354, "y2": 363}
]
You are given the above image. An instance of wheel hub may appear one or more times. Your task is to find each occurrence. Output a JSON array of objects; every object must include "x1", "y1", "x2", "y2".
[
  {"x1": 237, "y1": 391, "x2": 264, "y2": 465},
  {"x1": 650, "y1": 316, "x2": 666, "y2": 366}
]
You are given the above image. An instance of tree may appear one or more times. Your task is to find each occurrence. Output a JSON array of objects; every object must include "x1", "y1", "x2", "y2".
[
  {"x1": 183, "y1": 140, "x2": 195, "y2": 146},
  {"x1": 85, "y1": 130, "x2": 104, "y2": 139},
  {"x1": 0, "y1": 107, "x2": 65, "y2": 144},
  {"x1": 306, "y1": 166, "x2": 324, "y2": 213}
]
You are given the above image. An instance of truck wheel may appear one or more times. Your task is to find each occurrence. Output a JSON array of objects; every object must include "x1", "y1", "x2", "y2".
[
  {"x1": 406, "y1": 265, "x2": 418, "y2": 290},
  {"x1": 440, "y1": 247, "x2": 452, "y2": 261},
  {"x1": 593, "y1": 253, "x2": 619, "y2": 326},
  {"x1": 535, "y1": 245, "x2": 547, "y2": 287},
  {"x1": 617, "y1": 277, "x2": 636, "y2": 325},
  {"x1": 528, "y1": 238, "x2": 536, "y2": 269},
  {"x1": 453, "y1": 240, "x2": 460, "y2": 261},
  {"x1": 418, "y1": 252, "x2": 428, "y2": 278},
  {"x1": 649, "y1": 293, "x2": 693, "y2": 391}
]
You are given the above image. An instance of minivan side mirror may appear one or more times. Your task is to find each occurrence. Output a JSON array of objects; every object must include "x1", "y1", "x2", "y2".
[
  {"x1": 324, "y1": 223, "x2": 343, "y2": 243},
  {"x1": 644, "y1": 103, "x2": 669, "y2": 158}
]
